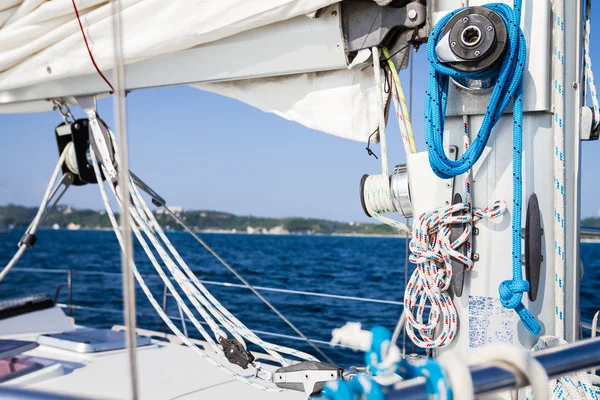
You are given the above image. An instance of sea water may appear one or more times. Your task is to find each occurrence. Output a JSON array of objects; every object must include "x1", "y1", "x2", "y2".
[{"x1": 1, "y1": 229, "x2": 598, "y2": 366}]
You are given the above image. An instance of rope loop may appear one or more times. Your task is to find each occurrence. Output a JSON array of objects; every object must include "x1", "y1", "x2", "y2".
[
  {"x1": 425, "y1": 2, "x2": 527, "y2": 179},
  {"x1": 426, "y1": 0, "x2": 541, "y2": 335}
]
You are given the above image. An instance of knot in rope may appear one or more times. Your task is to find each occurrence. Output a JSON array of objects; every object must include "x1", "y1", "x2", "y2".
[
  {"x1": 498, "y1": 278, "x2": 540, "y2": 335},
  {"x1": 499, "y1": 279, "x2": 530, "y2": 309},
  {"x1": 404, "y1": 200, "x2": 506, "y2": 349}
]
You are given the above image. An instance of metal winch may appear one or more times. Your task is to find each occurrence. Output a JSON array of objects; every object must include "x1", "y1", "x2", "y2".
[
  {"x1": 360, "y1": 164, "x2": 412, "y2": 219},
  {"x1": 435, "y1": 6, "x2": 508, "y2": 89}
]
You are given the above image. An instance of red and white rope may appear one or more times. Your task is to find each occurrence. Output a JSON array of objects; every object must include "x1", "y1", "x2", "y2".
[{"x1": 404, "y1": 200, "x2": 506, "y2": 348}]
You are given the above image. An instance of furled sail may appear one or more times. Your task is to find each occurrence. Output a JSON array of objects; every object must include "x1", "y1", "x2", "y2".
[{"x1": 0, "y1": 0, "x2": 410, "y2": 142}]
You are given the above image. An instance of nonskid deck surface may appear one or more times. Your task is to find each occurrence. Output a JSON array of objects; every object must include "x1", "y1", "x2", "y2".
[{"x1": 0, "y1": 307, "x2": 303, "y2": 400}]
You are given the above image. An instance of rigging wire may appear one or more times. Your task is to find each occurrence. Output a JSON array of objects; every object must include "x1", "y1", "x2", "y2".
[
  {"x1": 89, "y1": 152, "x2": 287, "y2": 393},
  {"x1": 90, "y1": 127, "x2": 332, "y2": 382},
  {"x1": 0, "y1": 144, "x2": 72, "y2": 284},
  {"x1": 161, "y1": 205, "x2": 336, "y2": 365},
  {"x1": 71, "y1": 0, "x2": 114, "y2": 92},
  {"x1": 373, "y1": 46, "x2": 389, "y2": 176}
]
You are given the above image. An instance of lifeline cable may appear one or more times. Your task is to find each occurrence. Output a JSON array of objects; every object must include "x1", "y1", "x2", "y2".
[{"x1": 425, "y1": 1, "x2": 541, "y2": 335}]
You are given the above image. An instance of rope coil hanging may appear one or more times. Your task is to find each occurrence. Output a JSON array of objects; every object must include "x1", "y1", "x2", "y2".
[
  {"x1": 425, "y1": 1, "x2": 541, "y2": 335},
  {"x1": 425, "y1": 3, "x2": 527, "y2": 179},
  {"x1": 404, "y1": 200, "x2": 506, "y2": 348}
]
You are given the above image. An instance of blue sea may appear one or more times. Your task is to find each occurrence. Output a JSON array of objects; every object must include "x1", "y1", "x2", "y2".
[{"x1": 1, "y1": 229, "x2": 599, "y2": 367}]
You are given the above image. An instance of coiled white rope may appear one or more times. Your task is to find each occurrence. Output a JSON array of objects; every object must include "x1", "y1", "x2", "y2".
[
  {"x1": 362, "y1": 174, "x2": 411, "y2": 233},
  {"x1": 524, "y1": 336, "x2": 600, "y2": 400},
  {"x1": 89, "y1": 134, "x2": 319, "y2": 392},
  {"x1": 404, "y1": 200, "x2": 507, "y2": 348}
]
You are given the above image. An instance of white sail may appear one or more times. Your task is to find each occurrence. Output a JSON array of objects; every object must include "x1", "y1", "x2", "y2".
[{"x1": 0, "y1": 0, "x2": 386, "y2": 142}]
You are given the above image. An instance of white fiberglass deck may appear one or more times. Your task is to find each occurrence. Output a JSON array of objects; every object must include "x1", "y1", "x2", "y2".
[{"x1": 0, "y1": 307, "x2": 303, "y2": 400}]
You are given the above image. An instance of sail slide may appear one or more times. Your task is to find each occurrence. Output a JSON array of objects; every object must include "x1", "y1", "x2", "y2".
[{"x1": 0, "y1": 0, "x2": 424, "y2": 142}]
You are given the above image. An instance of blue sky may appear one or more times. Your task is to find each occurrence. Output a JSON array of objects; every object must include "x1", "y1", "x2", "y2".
[{"x1": 1, "y1": 14, "x2": 600, "y2": 223}]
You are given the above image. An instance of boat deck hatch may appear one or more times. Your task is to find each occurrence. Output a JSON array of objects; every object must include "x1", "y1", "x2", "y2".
[
  {"x1": 38, "y1": 329, "x2": 152, "y2": 353},
  {"x1": 0, "y1": 339, "x2": 42, "y2": 383}
]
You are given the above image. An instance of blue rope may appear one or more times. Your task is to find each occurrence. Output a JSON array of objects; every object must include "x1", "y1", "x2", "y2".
[{"x1": 425, "y1": 2, "x2": 540, "y2": 335}]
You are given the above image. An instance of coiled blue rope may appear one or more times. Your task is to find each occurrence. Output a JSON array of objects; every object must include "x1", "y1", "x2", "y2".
[{"x1": 426, "y1": 1, "x2": 540, "y2": 335}]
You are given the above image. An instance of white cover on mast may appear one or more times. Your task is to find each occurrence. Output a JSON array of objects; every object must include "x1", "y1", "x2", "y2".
[{"x1": 0, "y1": 0, "x2": 383, "y2": 142}]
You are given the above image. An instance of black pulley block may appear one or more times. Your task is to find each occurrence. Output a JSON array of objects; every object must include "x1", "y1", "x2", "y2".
[{"x1": 55, "y1": 118, "x2": 109, "y2": 186}]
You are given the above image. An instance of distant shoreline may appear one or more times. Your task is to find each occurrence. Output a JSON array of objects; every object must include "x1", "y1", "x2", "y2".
[
  {"x1": 31, "y1": 226, "x2": 403, "y2": 239},
  {"x1": 25, "y1": 227, "x2": 600, "y2": 242}
]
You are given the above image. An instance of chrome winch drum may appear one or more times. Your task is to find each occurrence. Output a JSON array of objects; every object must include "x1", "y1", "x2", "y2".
[
  {"x1": 359, "y1": 164, "x2": 412, "y2": 218},
  {"x1": 390, "y1": 164, "x2": 412, "y2": 218}
]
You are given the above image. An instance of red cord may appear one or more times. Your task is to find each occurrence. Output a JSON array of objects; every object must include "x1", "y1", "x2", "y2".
[{"x1": 71, "y1": 0, "x2": 114, "y2": 92}]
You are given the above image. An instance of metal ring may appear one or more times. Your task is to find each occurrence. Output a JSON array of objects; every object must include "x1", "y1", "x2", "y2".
[{"x1": 461, "y1": 25, "x2": 482, "y2": 47}]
